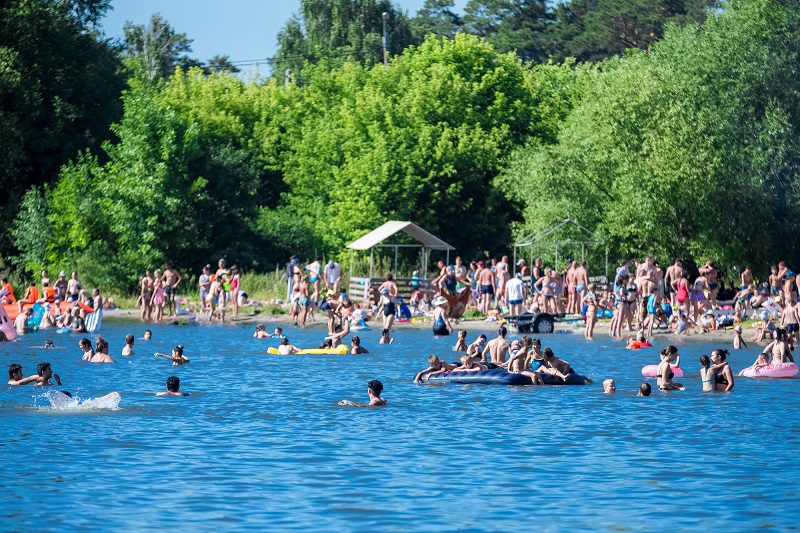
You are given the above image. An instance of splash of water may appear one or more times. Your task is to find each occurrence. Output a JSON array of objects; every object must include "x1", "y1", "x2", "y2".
[{"x1": 43, "y1": 390, "x2": 121, "y2": 411}]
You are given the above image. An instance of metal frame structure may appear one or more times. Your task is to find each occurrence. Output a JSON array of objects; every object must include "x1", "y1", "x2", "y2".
[{"x1": 513, "y1": 219, "x2": 608, "y2": 280}]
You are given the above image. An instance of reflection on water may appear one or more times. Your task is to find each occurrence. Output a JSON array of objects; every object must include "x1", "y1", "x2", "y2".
[{"x1": 1, "y1": 320, "x2": 799, "y2": 530}]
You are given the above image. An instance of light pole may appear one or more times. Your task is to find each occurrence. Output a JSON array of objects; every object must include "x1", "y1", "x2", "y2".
[{"x1": 382, "y1": 12, "x2": 389, "y2": 67}]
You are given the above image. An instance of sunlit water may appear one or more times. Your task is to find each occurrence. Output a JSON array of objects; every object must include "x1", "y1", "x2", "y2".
[{"x1": 1, "y1": 319, "x2": 798, "y2": 531}]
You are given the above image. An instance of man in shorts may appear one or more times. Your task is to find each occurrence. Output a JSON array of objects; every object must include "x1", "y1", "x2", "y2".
[
  {"x1": 478, "y1": 264, "x2": 495, "y2": 314},
  {"x1": 162, "y1": 263, "x2": 182, "y2": 316}
]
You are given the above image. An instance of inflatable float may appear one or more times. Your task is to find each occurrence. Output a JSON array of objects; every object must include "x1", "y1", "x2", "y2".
[
  {"x1": 267, "y1": 345, "x2": 349, "y2": 355},
  {"x1": 0, "y1": 305, "x2": 15, "y2": 341},
  {"x1": 85, "y1": 308, "x2": 102, "y2": 334},
  {"x1": 738, "y1": 362, "x2": 799, "y2": 378},
  {"x1": 642, "y1": 364, "x2": 683, "y2": 378},
  {"x1": 425, "y1": 369, "x2": 586, "y2": 385},
  {"x1": 3, "y1": 300, "x2": 75, "y2": 322}
]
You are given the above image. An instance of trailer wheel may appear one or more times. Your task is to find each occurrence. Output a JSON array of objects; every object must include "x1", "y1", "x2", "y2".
[{"x1": 533, "y1": 314, "x2": 555, "y2": 334}]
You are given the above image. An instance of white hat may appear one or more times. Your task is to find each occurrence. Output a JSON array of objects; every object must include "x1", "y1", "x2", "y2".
[
  {"x1": 517, "y1": 259, "x2": 526, "y2": 265},
  {"x1": 432, "y1": 296, "x2": 448, "y2": 306}
]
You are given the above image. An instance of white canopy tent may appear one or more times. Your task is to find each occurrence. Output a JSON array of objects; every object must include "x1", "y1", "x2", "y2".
[
  {"x1": 346, "y1": 221, "x2": 454, "y2": 279},
  {"x1": 514, "y1": 219, "x2": 608, "y2": 280}
]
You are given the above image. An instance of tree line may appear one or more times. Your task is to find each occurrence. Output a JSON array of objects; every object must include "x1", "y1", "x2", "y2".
[{"x1": 3, "y1": 0, "x2": 799, "y2": 292}]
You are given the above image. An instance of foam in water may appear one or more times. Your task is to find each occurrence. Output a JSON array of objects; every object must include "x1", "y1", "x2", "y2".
[{"x1": 42, "y1": 390, "x2": 121, "y2": 411}]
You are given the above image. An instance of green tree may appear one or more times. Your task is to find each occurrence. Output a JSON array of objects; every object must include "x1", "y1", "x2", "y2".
[
  {"x1": 123, "y1": 13, "x2": 195, "y2": 80},
  {"x1": 462, "y1": 0, "x2": 550, "y2": 62},
  {"x1": 271, "y1": 0, "x2": 414, "y2": 83},
  {"x1": 207, "y1": 54, "x2": 241, "y2": 74},
  {"x1": 411, "y1": 0, "x2": 462, "y2": 41},
  {"x1": 546, "y1": 0, "x2": 718, "y2": 63},
  {"x1": 0, "y1": 0, "x2": 125, "y2": 260}
]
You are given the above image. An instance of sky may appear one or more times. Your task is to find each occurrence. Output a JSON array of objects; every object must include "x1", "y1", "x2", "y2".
[{"x1": 100, "y1": 0, "x2": 468, "y2": 73}]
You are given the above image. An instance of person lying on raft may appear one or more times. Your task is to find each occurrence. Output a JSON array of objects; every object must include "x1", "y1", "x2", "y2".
[
  {"x1": 156, "y1": 376, "x2": 189, "y2": 396},
  {"x1": 451, "y1": 354, "x2": 486, "y2": 373},
  {"x1": 277, "y1": 337, "x2": 301, "y2": 355},
  {"x1": 155, "y1": 345, "x2": 190, "y2": 365},
  {"x1": 414, "y1": 355, "x2": 458, "y2": 383},
  {"x1": 8, "y1": 364, "x2": 41, "y2": 386},
  {"x1": 338, "y1": 379, "x2": 386, "y2": 407},
  {"x1": 350, "y1": 336, "x2": 369, "y2": 355}
]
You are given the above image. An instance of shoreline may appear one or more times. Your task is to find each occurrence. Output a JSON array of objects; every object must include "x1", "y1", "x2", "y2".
[{"x1": 102, "y1": 307, "x2": 763, "y2": 344}]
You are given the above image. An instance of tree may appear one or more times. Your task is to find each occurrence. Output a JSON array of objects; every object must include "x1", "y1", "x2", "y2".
[
  {"x1": 270, "y1": 0, "x2": 414, "y2": 83},
  {"x1": 0, "y1": 0, "x2": 125, "y2": 261},
  {"x1": 546, "y1": 0, "x2": 719, "y2": 63},
  {"x1": 462, "y1": 0, "x2": 550, "y2": 62},
  {"x1": 207, "y1": 55, "x2": 241, "y2": 74},
  {"x1": 411, "y1": 0, "x2": 462, "y2": 41},
  {"x1": 123, "y1": 13, "x2": 195, "y2": 80}
]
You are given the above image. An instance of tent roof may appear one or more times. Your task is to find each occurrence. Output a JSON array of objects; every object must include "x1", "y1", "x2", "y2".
[
  {"x1": 515, "y1": 219, "x2": 597, "y2": 247},
  {"x1": 346, "y1": 221, "x2": 454, "y2": 251}
]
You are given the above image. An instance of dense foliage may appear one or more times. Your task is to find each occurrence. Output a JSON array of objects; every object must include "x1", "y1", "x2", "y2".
[{"x1": 5, "y1": 0, "x2": 800, "y2": 291}]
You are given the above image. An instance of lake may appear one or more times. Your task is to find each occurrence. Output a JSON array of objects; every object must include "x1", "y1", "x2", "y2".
[{"x1": 1, "y1": 319, "x2": 798, "y2": 531}]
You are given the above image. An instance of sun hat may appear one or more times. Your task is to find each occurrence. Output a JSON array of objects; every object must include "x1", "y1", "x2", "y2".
[
  {"x1": 517, "y1": 259, "x2": 526, "y2": 265},
  {"x1": 59, "y1": 271, "x2": 66, "y2": 277},
  {"x1": 432, "y1": 296, "x2": 448, "y2": 306}
]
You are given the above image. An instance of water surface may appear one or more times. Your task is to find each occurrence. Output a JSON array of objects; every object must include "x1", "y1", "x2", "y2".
[{"x1": 1, "y1": 320, "x2": 798, "y2": 531}]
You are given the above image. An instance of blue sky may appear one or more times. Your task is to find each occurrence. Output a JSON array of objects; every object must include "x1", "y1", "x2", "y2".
[{"x1": 101, "y1": 0, "x2": 468, "y2": 72}]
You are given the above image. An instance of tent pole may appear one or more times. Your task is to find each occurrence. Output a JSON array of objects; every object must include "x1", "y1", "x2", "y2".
[
  {"x1": 369, "y1": 247, "x2": 374, "y2": 280},
  {"x1": 394, "y1": 245, "x2": 398, "y2": 279},
  {"x1": 446, "y1": 249, "x2": 450, "y2": 266},
  {"x1": 513, "y1": 246, "x2": 517, "y2": 276},
  {"x1": 555, "y1": 244, "x2": 558, "y2": 272},
  {"x1": 605, "y1": 249, "x2": 609, "y2": 282},
  {"x1": 350, "y1": 249, "x2": 353, "y2": 280},
  {"x1": 582, "y1": 244, "x2": 585, "y2": 264}
]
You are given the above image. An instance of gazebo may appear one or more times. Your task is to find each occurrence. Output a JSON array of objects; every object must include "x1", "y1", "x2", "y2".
[
  {"x1": 514, "y1": 219, "x2": 608, "y2": 280},
  {"x1": 345, "y1": 221, "x2": 454, "y2": 301}
]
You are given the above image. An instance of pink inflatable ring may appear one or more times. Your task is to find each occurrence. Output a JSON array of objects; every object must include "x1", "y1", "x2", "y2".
[
  {"x1": 642, "y1": 364, "x2": 683, "y2": 378},
  {"x1": 738, "y1": 362, "x2": 799, "y2": 378}
]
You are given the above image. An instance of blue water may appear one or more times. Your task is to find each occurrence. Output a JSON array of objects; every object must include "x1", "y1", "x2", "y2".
[{"x1": 1, "y1": 319, "x2": 799, "y2": 531}]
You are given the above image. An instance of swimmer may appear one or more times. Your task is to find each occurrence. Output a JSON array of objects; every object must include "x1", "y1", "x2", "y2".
[
  {"x1": 328, "y1": 321, "x2": 350, "y2": 348},
  {"x1": 733, "y1": 326, "x2": 747, "y2": 350},
  {"x1": 414, "y1": 355, "x2": 458, "y2": 383},
  {"x1": 657, "y1": 346, "x2": 685, "y2": 391},
  {"x1": 711, "y1": 349, "x2": 734, "y2": 392},
  {"x1": 47, "y1": 390, "x2": 121, "y2": 408},
  {"x1": 122, "y1": 334, "x2": 135, "y2": 356},
  {"x1": 156, "y1": 376, "x2": 189, "y2": 396},
  {"x1": 35, "y1": 362, "x2": 62, "y2": 386},
  {"x1": 154, "y1": 345, "x2": 190, "y2": 365},
  {"x1": 467, "y1": 334, "x2": 487, "y2": 357},
  {"x1": 603, "y1": 379, "x2": 616, "y2": 394},
  {"x1": 277, "y1": 337, "x2": 300, "y2": 355},
  {"x1": 338, "y1": 379, "x2": 386, "y2": 407},
  {"x1": 638, "y1": 383, "x2": 652, "y2": 396},
  {"x1": 699, "y1": 354, "x2": 726, "y2": 392},
  {"x1": 273, "y1": 327, "x2": 285, "y2": 340},
  {"x1": 482, "y1": 326, "x2": 512, "y2": 365},
  {"x1": 142, "y1": 329, "x2": 152, "y2": 341},
  {"x1": 453, "y1": 330, "x2": 467, "y2": 351},
  {"x1": 79, "y1": 338, "x2": 94, "y2": 361},
  {"x1": 350, "y1": 336, "x2": 369, "y2": 354},
  {"x1": 379, "y1": 329, "x2": 394, "y2": 345},
  {"x1": 8, "y1": 364, "x2": 40, "y2": 386},
  {"x1": 253, "y1": 324, "x2": 270, "y2": 339},
  {"x1": 318, "y1": 338, "x2": 333, "y2": 349},
  {"x1": 89, "y1": 336, "x2": 115, "y2": 363},
  {"x1": 14, "y1": 308, "x2": 33, "y2": 335}
]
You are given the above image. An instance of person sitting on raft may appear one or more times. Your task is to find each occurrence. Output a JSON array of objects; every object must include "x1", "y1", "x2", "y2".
[
  {"x1": 760, "y1": 328, "x2": 795, "y2": 364},
  {"x1": 505, "y1": 337, "x2": 531, "y2": 373},
  {"x1": 8, "y1": 364, "x2": 40, "y2": 386},
  {"x1": 657, "y1": 346, "x2": 685, "y2": 391},
  {"x1": 155, "y1": 345, "x2": 190, "y2": 365},
  {"x1": 350, "y1": 336, "x2": 369, "y2": 355},
  {"x1": 536, "y1": 348, "x2": 572, "y2": 382},
  {"x1": 277, "y1": 337, "x2": 301, "y2": 355},
  {"x1": 414, "y1": 355, "x2": 458, "y2": 383},
  {"x1": 379, "y1": 329, "x2": 394, "y2": 345},
  {"x1": 453, "y1": 330, "x2": 467, "y2": 351},
  {"x1": 328, "y1": 321, "x2": 350, "y2": 348},
  {"x1": 338, "y1": 379, "x2": 386, "y2": 407}
]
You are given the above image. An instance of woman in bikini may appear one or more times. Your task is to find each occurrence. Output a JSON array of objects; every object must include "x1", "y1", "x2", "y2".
[
  {"x1": 657, "y1": 345, "x2": 684, "y2": 390},
  {"x1": 710, "y1": 349, "x2": 734, "y2": 392}
]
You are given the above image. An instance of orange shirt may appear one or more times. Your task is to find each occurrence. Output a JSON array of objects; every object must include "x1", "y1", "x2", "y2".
[
  {"x1": 2, "y1": 283, "x2": 15, "y2": 303},
  {"x1": 44, "y1": 286, "x2": 56, "y2": 303},
  {"x1": 24, "y1": 286, "x2": 39, "y2": 304}
]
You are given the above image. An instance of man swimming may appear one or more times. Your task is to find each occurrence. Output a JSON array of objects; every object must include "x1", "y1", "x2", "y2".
[
  {"x1": 338, "y1": 380, "x2": 386, "y2": 407},
  {"x1": 35, "y1": 362, "x2": 62, "y2": 386},
  {"x1": 156, "y1": 376, "x2": 189, "y2": 396},
  {"x1": 8, "y1": 364, "x2": 40, "y2": 386}
]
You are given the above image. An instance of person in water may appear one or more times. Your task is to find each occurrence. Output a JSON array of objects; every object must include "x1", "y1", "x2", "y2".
[
  {"x1": 350, "y1": 336, "x2": 369, "y2": 355},
  {"x1": 88, "y1": 337, "x2": 116, "y2": 363},
  {"x1": 483, "y1": 326, "x2": 512, "y2": 365},
  {"x1": 156, "y1": 376, "x2": 189, "y2": 396},
  {"x1": 657, "y1": 346, "x2": 684, "y2": 391},
  {"x1": 711, "y1": 349, "x2": 734, "y2": 392},
  {"x1": 143, "y1": 329, "x2": 153, "y2": 341},
  {"x1": 414, "y1": 355, "x2": 458, "y2": 383},
  {"x1": 431, "y1": 296, "x2": 452, "y2": 336},
  {"x1": 8, "y1": 364, "x2": 40, "y2": 386},
  {"x1": 277, "y1": 337, "x2": 300, "y2": 355},
  {"x1": 760, "y1": 328, "x2": 795, "y2": 364},
  {"x1": 638, "y1": 383, "x2": 652, "y2": 396},
  {"x1": 467, "y1": 334, "x2": 487, "y2": 357},
  {"x1": 453, "y1": 330, "x2": 467, "y2": 351},
  {"x1": 699, "y1": 354, "x2": 728, "y2": 392},
  {"x1": 155, "y1": 345, "x2": 190, "y2": 365},
  {"x1": 338, "y1": 380, "x2": 386, "y2": 407},
  {"x1": 379, "y1": 329, "x2": 394, "y2": 345},
  {"x1": 603, "y1": 379, "x2": 616, "y2": 394},
  {"x1": 733, "y1": 326, "x2": 747, "y2": 350},
  {"x1": 35, "y1": 362, "x2": 62, "y2": 386},
  {"x1": 253, "y1": 324, "x2": 271, "y2": 338},
  {"x1": 122, "y1": 334, "x2": 135, "y2": 356}
]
